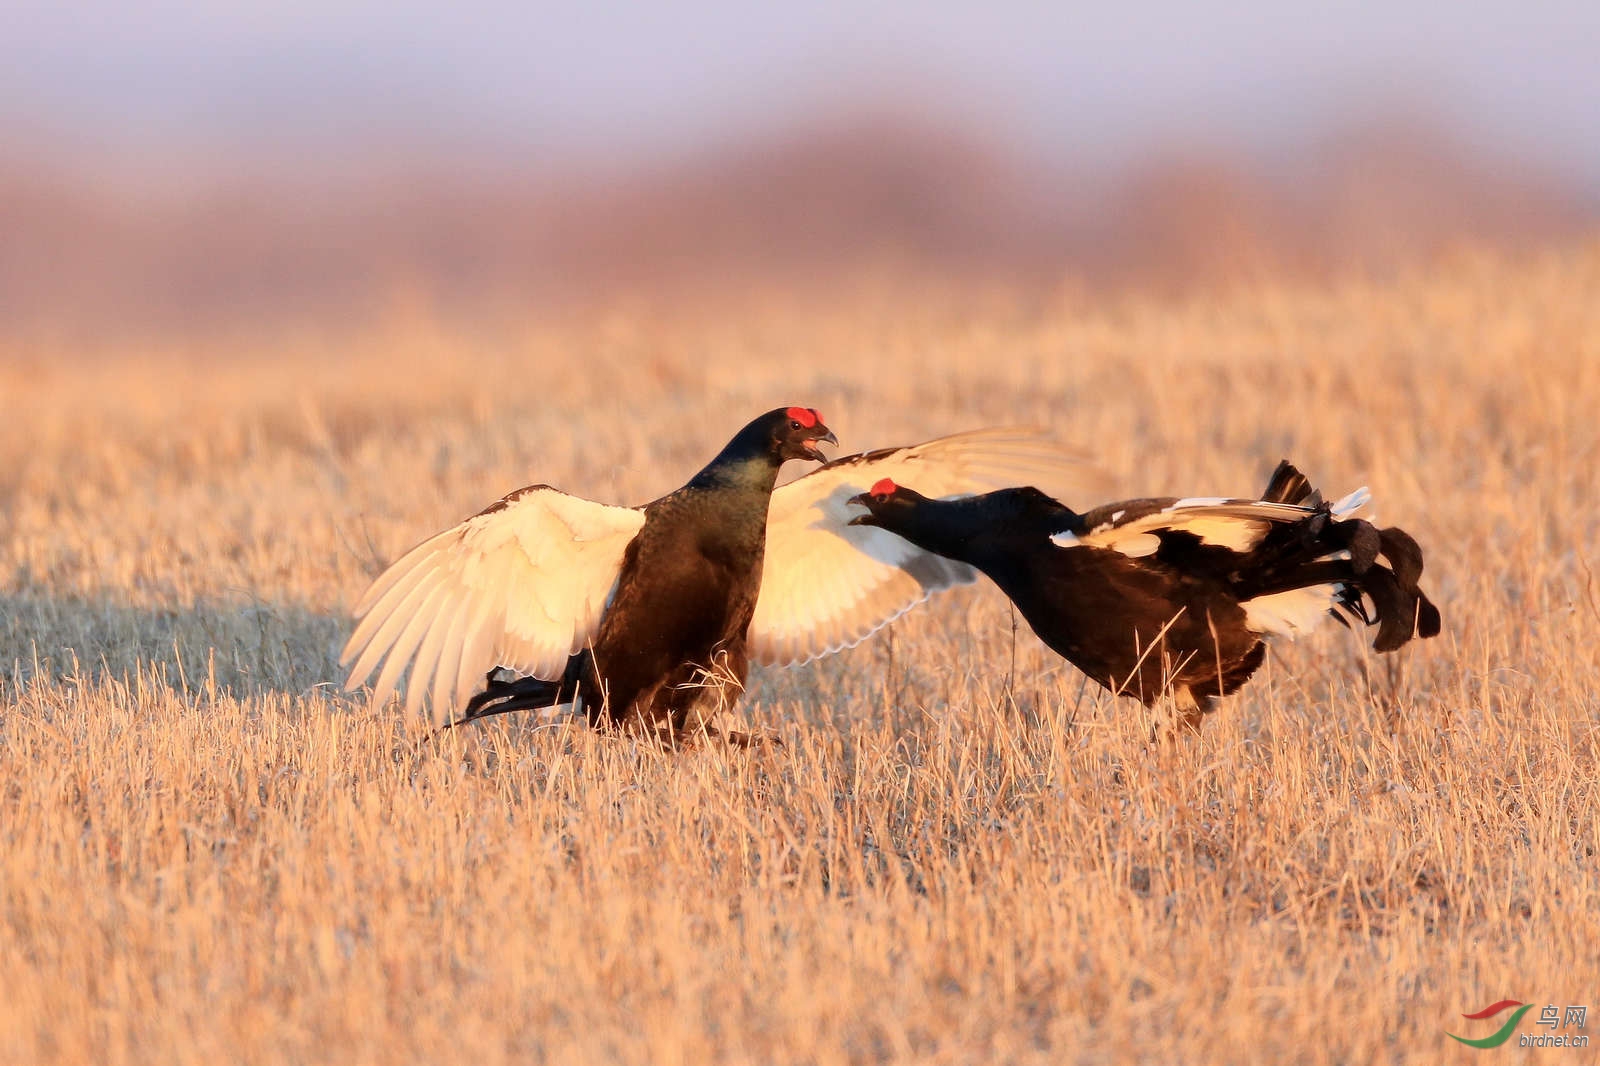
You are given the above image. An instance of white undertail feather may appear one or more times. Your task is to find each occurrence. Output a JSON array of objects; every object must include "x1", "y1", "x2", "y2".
[
  {"x1": 1330, "y1": 486, "x2": 1371, "y2": 518},
  {"x1": 1241, "y1": 584, "x2": 1345, "y2": 639}
]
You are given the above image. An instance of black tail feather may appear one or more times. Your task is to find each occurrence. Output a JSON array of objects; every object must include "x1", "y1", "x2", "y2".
[
  {"x1": 1240, "y1": 464, "x2": 1440, "y2": 654},
  {"x1": 1361, "y1": 565, "x2": 1418, "y2": 652},
  {"x1": 1378, "y1": 526, "x2": 1426, "y2": 590},
  {"x1": 1262, "y1": 460, "x2": 1322, "y2": 507},
  {"x1": 1339, "y1": 519, "x2": 1381, "y2": 573},
  {"x1": 1415, "y1": 592, "x2": 1442, "y2": 640}
]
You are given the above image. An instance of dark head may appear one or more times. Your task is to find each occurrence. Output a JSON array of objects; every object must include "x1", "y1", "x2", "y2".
[
  {"x1": 846, "y1": 477, "x2": 930, "y2": 530},
  {"x1": 769, "y1": 406, "x2": 838, "y2": 463},
  {"x1": 850, "y1": 479, "x2": 1066, "y2": 527},
  {"x1": 692, "y1": 406, "x2": 839, "y2": 490},
  {"x1": 847, "y1": 476, "x2": 981, "y2": 559},
  {"x1": 849, "y1": 479, "x2": 1073, "y2": 559}
]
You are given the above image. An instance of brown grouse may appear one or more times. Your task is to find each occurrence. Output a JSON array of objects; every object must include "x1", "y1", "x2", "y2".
[
  {"x1": 848, "y1": 461, "x2": 1441, "y2": 730},
  {"x1": 341, "y1": 408, "x2": 1090, "y2": 741}
]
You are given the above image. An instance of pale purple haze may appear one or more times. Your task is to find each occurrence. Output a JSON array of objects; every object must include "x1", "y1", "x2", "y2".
[
  {"x1": 3, "y1": 1, "x2": 1597, "y2": 329},
  {"x1": 5, "y1": 0, "x2": 1598, "y2": 185}
]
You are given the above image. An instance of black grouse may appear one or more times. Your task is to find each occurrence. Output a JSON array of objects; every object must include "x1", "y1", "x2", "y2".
[
  {"x1": 341, "y1": 407, "x2": 1091, "y2": 741},
  {"x1": 848, "y1": 461, "x2": 1441, "y2": 730}
]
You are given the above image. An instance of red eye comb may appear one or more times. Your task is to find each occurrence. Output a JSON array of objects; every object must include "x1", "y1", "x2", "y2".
[
  {"x1": 870, "y1": 478, "x2": 898, "y2": 497},
  {"x1": 786, "y1": 406, "x2": 819, "y2": 427}
]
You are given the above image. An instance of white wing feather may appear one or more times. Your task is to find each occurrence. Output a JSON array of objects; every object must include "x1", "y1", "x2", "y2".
[
  {"x1": 341, "y1": 487, "x2": 645, "y2": 721},
  {"x1": 1059, "y1": 491, "x2": 1373, "y2": 638},
  {"x1": 749, "y1": 428, "x2": 1102, "y2": 666},
  {"x1": 1075, "y1": 498, "x2": 1364, "y2": 556}
]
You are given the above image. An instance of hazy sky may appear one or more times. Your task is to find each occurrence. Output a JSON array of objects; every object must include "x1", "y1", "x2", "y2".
[{"x1": 6, "y1": 1, "x2": 1599, "y2": 184}]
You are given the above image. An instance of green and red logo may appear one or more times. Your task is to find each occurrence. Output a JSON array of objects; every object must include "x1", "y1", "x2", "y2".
[
  {"x1": 1450, "y1": 999, "x2": 1590, "y2": 1050},
  {"x1": 1448, "y1": 1001, "x2": 1533, "y2": 1048}
]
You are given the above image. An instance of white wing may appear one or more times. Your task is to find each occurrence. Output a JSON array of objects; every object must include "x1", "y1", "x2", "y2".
[
  {"x1": 749, "y1": 428, "x2": 1102, "y2": 665},
  {"x1": 1051, "y1": 488, "x2": 1376, "y2": 639},
  {"x1": 340, "y1": 486, "x2": 645, "y2": 721},
  {"x1": 1053, "y1": 496, "x2": 1365, "y2": 557}
]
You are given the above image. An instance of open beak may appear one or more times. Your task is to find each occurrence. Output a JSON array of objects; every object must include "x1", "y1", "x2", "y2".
[
  {"x1": 804, "y1": 428, "x2": 839, "y2": 460},
  {"x1": 846, "y1": 491, "x2": 872, "y2": 525}
]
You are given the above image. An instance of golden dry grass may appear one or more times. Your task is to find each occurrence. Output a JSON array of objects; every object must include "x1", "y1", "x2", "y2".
[{"x1": 2, "y1": 244, "x2": 1598, "y2": 1064}]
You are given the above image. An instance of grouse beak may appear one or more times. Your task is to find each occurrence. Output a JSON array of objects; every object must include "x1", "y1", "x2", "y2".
[
  {"x1": 804, "y1": 428, "x2": 839, "y2": 460},
  {"x1": 846, "y1": 491, "x2": 873, "y2": 525}
]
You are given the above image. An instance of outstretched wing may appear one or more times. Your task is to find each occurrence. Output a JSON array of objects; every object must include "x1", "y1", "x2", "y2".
[
  {"x1": 1057, "y1": 487, "x2": 1370, "y2": 558},
  {"x1": 1053, "y1": 487, "x2": 1381, "y2": 640},
  {"x1": 340, "y1": 486, "x2": 645, "y2": 720},
  {"x1": 749, "y1": 428, "x2": 1102, "y2": 665}
]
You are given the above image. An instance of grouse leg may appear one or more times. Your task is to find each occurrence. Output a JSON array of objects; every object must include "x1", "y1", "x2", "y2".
[
  {"x1": 705, "y1": 725, "x2": 785, "y2": 750},
  {"x1": 1148, "y1": 685, "x2": 1213, "y2": 742},
  {"x1": 1174, "y1": 690, "x2": 1213, "y2": 735}
]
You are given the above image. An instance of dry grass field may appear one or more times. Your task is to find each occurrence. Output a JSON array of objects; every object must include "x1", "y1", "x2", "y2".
[{"x1": 2, "y1": 244, "x2": 1598, "y2": 1064}]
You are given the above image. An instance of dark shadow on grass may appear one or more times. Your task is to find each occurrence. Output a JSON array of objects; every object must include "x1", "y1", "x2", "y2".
[
  {"x1": 0, "y1": 592, "x2": 347, "y2": 701},
  {"x1": 0, "y1": 590, "x2": 938, "y2": 739}
]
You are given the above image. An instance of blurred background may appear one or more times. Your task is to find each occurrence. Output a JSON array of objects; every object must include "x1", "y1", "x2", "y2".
[{"x1": 4, "y1": 0, "x2": 1598, "y2": 336}]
